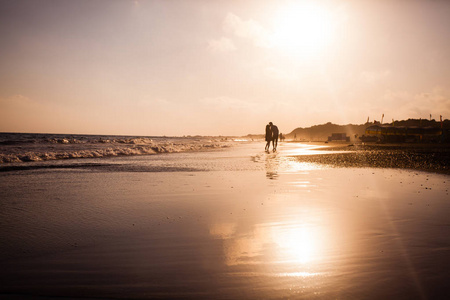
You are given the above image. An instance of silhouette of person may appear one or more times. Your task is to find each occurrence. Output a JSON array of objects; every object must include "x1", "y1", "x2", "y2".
[
  {"x1": 270, "y1": 122, "x2": 279, "y2": 151},
  {"x1": 265, "y1": 123, "x2": 272, "y2": 151}
]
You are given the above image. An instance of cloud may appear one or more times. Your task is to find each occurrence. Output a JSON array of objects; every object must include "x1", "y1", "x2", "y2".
[
  {"x1": 207, "y1": 37, "x2": 237, "y2": 52},
  {"x1": 124, "y1": 97, "x2": 190, "y2": 122},
  {"x1": 0, "y1": 95, "x2": 41, "y2": 115},
  {"x1": 322, "y1": 85, "x2": 450, "y2": 126},
  {"x1": 135, "y1": 97, "x2": 173, "y2": 109},
  {"x1": 0, "y1": 95, "x2": 67, "y2": 133},
  {"x1": 263, "y1": 67, "x2": 299, "y2": 81},
  {"x1": 200, "y1": 96, "x2": 261, "y2": 112},
  {"x1": 359, "y1": 70, "x2": 391, "y2": 84},
  {"x1": 0, "y1": 94, "x2": 34, "y2": 106},
  {"x1": 197, "y1": 96, "x2": 276, "y2": 134},
  {"x1": 378, "y1": 87, "x2": 450, "y2": 119},
  {"x1": 223, "y1": 13, "x2": 272, "y2": 48}
]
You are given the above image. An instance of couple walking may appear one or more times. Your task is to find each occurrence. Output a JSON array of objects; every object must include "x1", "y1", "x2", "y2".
[{"x1": 265, "y1": 122, "x2": 279, "y2": 152}]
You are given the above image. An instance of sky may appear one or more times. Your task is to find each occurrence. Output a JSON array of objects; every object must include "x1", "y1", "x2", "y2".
[{"x1": 1, "y1": 0, "x2": 450, "y2": 136}]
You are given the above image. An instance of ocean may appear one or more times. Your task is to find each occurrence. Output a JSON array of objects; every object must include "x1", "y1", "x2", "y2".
[{"x1": 0, "y1": 132, "x2": 241, "y2": 171}]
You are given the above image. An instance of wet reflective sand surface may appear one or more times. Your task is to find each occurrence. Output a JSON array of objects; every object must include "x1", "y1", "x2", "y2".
[{"x1": 1, "y1": 143, "x2": 449, "y2": 299}]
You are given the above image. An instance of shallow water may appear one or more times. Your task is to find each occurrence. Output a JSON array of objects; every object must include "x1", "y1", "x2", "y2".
[{"x1": 1, "y1": 142, "x2": 449, "y2": 299}]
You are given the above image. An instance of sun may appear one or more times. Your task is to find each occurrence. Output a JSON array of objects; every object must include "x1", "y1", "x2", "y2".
[{"x1": 271, "y1": 2, "x2": 337, "y2": 58}]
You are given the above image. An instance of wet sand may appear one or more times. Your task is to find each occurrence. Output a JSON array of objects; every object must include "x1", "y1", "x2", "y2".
[
  {"x1": 293, "y1": 142, "x2": 450, "y2": 175},
  {"x1": 1, "y1": 142, "x2": 449, "y2": 299}
]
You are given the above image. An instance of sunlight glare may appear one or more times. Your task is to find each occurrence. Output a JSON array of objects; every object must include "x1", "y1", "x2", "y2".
[
  {"x1": 274, "y1": 225, "x2": 319, "y2": 264},
  {"x1": 272, "y1": 2, "x2": 336, "y2": 58}
]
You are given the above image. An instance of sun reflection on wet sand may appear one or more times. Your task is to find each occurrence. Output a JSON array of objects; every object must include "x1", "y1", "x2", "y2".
[
  {"x1": 210, "y1": 216, "x2": 329, "y2": 269},
  {"x1": 264, "y1": 147, "x2": 326, "y2": 180},
  {"x1": 209, "y1": 184, "x2": 331, "y2": 280},
  {"x1": 271, "y1": 222, "x2": 322, "y2": 264},
  {"x1": 277, "y1": 272, "x2": 321, "y2": 277},
  {"x1": 281, "y1": 143, "x2": 340, "y2": 156}
]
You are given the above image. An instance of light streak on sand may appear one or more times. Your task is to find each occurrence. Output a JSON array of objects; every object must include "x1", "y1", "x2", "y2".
[{"x1": 276, "y1": 272, "x2": 322, "y2": 277}]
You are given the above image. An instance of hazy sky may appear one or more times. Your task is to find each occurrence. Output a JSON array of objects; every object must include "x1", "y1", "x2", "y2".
[{"x1": 1, "y1": 0, "x2": 449, "y2": 136}]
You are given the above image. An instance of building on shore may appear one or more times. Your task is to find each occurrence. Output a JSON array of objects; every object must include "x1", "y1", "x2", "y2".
[
  {"x1": 328, "y1": 133, "x2": 350, "y2": 142},
  {"x1": 361, "y1": 125, "x2": 445, "y2": 143}
]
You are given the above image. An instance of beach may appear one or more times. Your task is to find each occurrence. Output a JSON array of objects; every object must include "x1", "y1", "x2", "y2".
[
  {"x1": 1, "y1": 141, "x2": 449, "y2": 299},
  {"x1": 293, "y1": 142, "x2": 450, "y2": 175}
]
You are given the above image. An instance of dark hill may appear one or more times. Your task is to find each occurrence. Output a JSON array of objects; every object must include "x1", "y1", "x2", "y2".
[{"x1": 287, "y1": 122, "x2": 367, "y2": 142}]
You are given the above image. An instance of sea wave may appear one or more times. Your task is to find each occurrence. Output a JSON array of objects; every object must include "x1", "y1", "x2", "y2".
[
  {"x1": 43, "y1": 137, "x2": 158, "y2": 145},
  {"x1": 0, "y1": 136, "x2": 157, "y2": 145},
  {"x1": 0, "y1": 135, "x2": 233, "y2": 163},
  {"x1": 0, "y1": 163, "x2": 203, "y2": 173}
]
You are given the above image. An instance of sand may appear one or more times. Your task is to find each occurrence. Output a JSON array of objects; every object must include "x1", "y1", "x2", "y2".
[
  {"x1": 1, "y1": 142, "x2": 449, "y2": 299},
  {"x1": 292, "y1": 142, "x2": 450, "y2": 175}
]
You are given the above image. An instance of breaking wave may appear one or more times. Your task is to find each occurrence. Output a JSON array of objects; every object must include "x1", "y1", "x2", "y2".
[{"x1": 0, "y1": 133, "x2": 235, "y2": 163}]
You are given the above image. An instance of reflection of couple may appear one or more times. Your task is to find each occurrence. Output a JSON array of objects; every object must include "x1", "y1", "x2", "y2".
[{"x1": 265, "y1": 122, "x2": 279, "y2": 152}]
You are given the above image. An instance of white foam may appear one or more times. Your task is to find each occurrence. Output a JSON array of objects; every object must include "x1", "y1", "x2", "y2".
[{"x1": 0, "y1": 138, "x2": 232, "y2": 163}]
